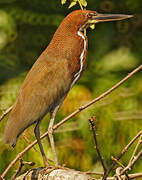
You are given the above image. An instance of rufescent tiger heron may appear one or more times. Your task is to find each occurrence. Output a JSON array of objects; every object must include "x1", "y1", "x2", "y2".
[{"x1": 4, "y1": 10, "x2": 133, "y2": 166}]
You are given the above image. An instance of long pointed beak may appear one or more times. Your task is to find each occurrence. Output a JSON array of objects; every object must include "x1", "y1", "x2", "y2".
[{"x1": 89, "y1": 13, "x2": 133, "y2": 24}]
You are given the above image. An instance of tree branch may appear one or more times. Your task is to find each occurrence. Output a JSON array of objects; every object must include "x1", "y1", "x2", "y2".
[
  {"x1": 102, "y1": 130, "x2": 142, "y2": 180},
  {"x1": 121, "y1": 149, "x2": 142, "y2": 175},
  {"x1": 10, "y1": 159, "x2": 35, "y2": 180},
  {"x1": 15, "y1": 167, "x2": 93, "y2": 180},
  {"x1": 128, "y1": 133, "x2": 142, "y2": 165},
  {"x1": 14, "y1": 168, "x2": 142, "y2": 180},
  {"x1": 89, "y1": 116, "x2": 107, "y2": 174},
  {"x1": 0, "y1": 106, "x2": 13, "y2": 122},
  {"x1": 104, "y1": 172, "x2": 142, "y2": 180}
]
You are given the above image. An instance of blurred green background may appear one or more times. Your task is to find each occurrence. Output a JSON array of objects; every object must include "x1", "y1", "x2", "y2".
[{"x1": 0, "y1": 0, "x2": 142, "y2": 179}]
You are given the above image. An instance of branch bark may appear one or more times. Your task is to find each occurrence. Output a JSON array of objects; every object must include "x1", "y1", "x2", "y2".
[
  {"x1": 15, "y1": 167, "x2": 142, "y2": 180},
  {"x1": 103, "y1": 130, "x2": 142, "y2": 180},
  {"x1": 89, "y1": 116, "x2": 107, "y2": 174},
  {"x1": 15, "y1": 167, "x2": 93, "y2": 180}
]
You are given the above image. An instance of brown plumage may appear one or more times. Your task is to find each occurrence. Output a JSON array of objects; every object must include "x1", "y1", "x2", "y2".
[
  {"x1": 4, "y1": 10, "x2": 132, "y2": 166},
  {"x1": 4, "y1": 10, "x2": 89, "y2": 145},
  {"x1": 5, "y1": 56, "x2": 72, "y2": 144}
]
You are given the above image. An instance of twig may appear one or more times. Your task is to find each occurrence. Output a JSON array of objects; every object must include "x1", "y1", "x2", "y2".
[
  {"x1": 1, "y1": 65, "x2": 142, "y2": 179},
  {"x1": 89, "y1": 116, "x2": 107, "y2": 174},
  {"x1": 10, "y1": 159, "x2": 35, "y2": 180},
  {"x1": 111, "y1": 157, "x2": 130, "y2": 180},
  {"x1": 121, "y1": 149, "x2": 142, "y2": 175},
  {"x1": 0, "y1": 106, "x2": 13, "y2": 122},
  {"x1": 125, "y1": 173, "x2": 131, "y2": 180},
  {"x1": 0, "y1": 131, "x2": 51, "y2": 179},
  {"x1": 113, "y1": 165, "x2": 130, "y2": 180},
  {"x1": 102, "y1": 130, "x2": 142, "y2": 180},
  {"x1": 128, "y1": 133, "x2": 142, "y2": 165},
  {"x1": 23, "y1": 133, "x2": 40, "y2": 153},
  {"x1": 111, "y1": 156, "x2": 125, "y2": 168},
  {"x1": 99, "y1": 172, "x2": 142, "y2": 180}
]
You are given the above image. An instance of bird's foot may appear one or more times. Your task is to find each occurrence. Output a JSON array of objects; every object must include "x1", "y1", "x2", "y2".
[{"x1": 40, "y1": 164, "x2": 68, "y2": 176}]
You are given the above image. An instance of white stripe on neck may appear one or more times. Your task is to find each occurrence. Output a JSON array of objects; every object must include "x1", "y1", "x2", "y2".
[
  {"x1": 70, "y1": 31, "x2": 86, "y2": 89},
  {"x1": 74, "y1": 31, "x2": 86, "y2": 78}
]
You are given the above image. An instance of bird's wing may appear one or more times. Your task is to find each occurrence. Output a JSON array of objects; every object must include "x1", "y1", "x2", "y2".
[{"x1": 4, "y1": 54, "x2": 71, "y2": 145}]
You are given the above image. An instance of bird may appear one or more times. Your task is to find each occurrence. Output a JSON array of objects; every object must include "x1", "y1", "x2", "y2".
[{"x1": 4, "y1": 10, "x2": 132, "y2": 166}]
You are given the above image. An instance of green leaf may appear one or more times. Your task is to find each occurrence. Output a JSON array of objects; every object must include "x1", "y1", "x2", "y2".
[
  {"x1": 68, "y1": 0, "x2": 77, "y2": 9},
  {"x1": 78, "y1": 0, "x2": 87, "y2": 7},
  {"x1": 90, "y1": 24, "x2": 95, "y2": 30},
  {"x1": 61, "y1": 0, "x2": 67, "y2": 5}
]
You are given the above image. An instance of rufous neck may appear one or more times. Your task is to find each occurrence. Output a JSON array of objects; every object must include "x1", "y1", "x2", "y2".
[{"x1": 45, "y1": 17, "x2": 81, "y2": 57}]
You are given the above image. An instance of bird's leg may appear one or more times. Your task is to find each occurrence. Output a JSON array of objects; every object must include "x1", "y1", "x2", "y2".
[
  {"x1": 48, "y1": 105, "x2": 60, "y2": 166},
  {"x1": 34, "y1": 120, "x2": 49, "y2": 167}
]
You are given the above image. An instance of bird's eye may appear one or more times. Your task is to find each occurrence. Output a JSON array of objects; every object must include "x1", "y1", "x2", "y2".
[
  {"x1": 87, "y1": 12, "x2": 97, "y2": 18},
  {"x1": 87, "y1": 14, "x2": 92, "y2": 18}
]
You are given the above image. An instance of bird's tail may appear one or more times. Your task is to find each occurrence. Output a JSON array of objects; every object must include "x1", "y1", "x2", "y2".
[
  {"x1": 4, "y1": 116, "x2": 18, "y2": 147},
  {"x1": 4, "y1": 105, "x2": 23, "y2": 147},
  {"x1": 4, "y1": 107, "x2": 35, "y2": 147}
]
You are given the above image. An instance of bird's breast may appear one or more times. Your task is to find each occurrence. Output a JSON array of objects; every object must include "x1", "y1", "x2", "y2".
[{"x1": 44, "y1": 28, "x2": 88, "y2": 87}]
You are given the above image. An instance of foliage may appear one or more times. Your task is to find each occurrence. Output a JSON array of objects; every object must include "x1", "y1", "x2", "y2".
[
  {"x1": 0, "y1": 0, "x2": 142, "y2": 178},
  {"x1": 61, "y1": 0, "x2": 87, "y2": 9}
]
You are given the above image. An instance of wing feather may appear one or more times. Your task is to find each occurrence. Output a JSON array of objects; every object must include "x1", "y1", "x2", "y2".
[{"x1": 4, "y1": 54, "x2": 71, "y2": 145}]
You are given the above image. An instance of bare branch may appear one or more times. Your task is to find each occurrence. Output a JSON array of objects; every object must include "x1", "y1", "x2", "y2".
[
  {"x1": 103, "y1": 130, "x2": 142, "y2": 180},
  {"x1": 15, "y1": 167, "x2": 93, "y2": 180},
  {"x1": 1, "y1": 134, "x2": 46, "y2": 179},
  {"x1": 129, "y1": 133, "x2": 142, "y2": 165},
  {"x1": 114, "y1": 166, "x2": 130, "y2": 180},
  {"x1": 13, "y1": 168, "x2": 142, "y2": 180},
  {"x1": 10, "y1": 159, "x2": 35, "y2": 180},
  {"x1": 101, "y1": 172, "x2": 142, "y2": 180},
  {"x1": 22, "y1": 134, "x2": 40, "y2": 153},
  {"x1": 111, "y1": 157, "x2": 125, "y2": 168},
  {"x1": 0, "y1": 106, "x2": 13, "y2": 122},
  {"x1": 121, "y1": 149, "x2": 142, "y2": 175},
  {"x1": 89, "y1": 116, "x2": 107, "y2": 173}
]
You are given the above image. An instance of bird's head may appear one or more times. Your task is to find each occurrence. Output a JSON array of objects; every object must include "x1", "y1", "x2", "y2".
[{"x1": 65, "y1": 10, "x2": 133, "y2": 32}]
